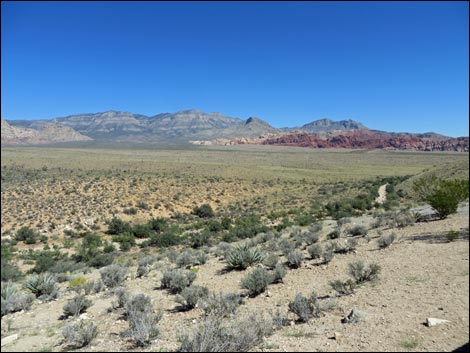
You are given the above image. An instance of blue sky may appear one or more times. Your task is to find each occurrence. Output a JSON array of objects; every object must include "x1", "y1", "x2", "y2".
[{"x1": 1, "y1": 1, "x2": 468, "y2": 136}]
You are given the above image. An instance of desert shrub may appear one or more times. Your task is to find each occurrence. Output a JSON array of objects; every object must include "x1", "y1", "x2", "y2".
[
  {"x1": 23, "y1": 272, "x2": 59, "y2": 300},
  {"x1": 226, "y1": 244, "x2": 264, "y2": 270},
  {"x1": 262, "y1": 253, "x2": 279, "y2": 269},
  {"x1": 100, "y1": 264, "x2": 128, "y2": 288},
  {"x1": 124, "y1": 294, "x2": 163, "y2": 346},
  {"x1": 75, "y1": 232, "x2": 102, "y2": 263},
  {"x1": 62, "y1": 320, "x2": 97, "y2": 348},
  {"x1": 194, "y1": 250, "x2": 208, "y2": 265},
  {"x1": 63, "y1": 294, "x2": 92, "y2": 317},
  {"x1": 288, "y1": 291, "x2": 323, "y2": 323},
  {"x1": 335, "y1": 238, "x2": 358, "y2": 254},
  {"x1": 68, "y1": 276, "x2": 87, "y2": 293},
  {"x1": 193, "y1": 204, "x2": 214, "y2": 218},
  {"x1": 190, "y1": 231, "x2": 212, "y2": 248},
  {"x1": 136, "y1": 256, "x2": 156, "y2": 278},
  {"x1": 348, "y1": 225, "x2": 368, "y2": 236},
  {"x1": 341, "y1": 308, "x2": 365, "y2": 324},
  {"x1": 271, "y1": 308, "x2": 290, "y2": 329},
  {"x1": 377, "y1": 233, "x2": 396, "y2": 249},
  {"x1": 322, "y1": 243, "x2": 335, "y2": 264},
  {"x1": 15, "y1": 226, "x2": 38, "y2": 244},
  {"x1": 148, "y1": 217, "x2": 168, "y2": 233},
  {"x1": 337, "y1": 217, "x2": 352, "y2": 228},
  {"x1": 1, "y1": 243, "x2": 23, "y2": 282},
  {"x1": 112, "y1": 286, "x2": 130, "y2": 309},
  {"x1": 329, "y1": 279, "x2": 356, "y2": 296},
  {"x1": 176, "y1": 251, "x2": 197, "y2": 269},
  {"x1": 87, "y1": 253, "x2": 113, "y2": 268},
  {"x1": 413, "y1": 178, "x2": 469, "y2": 219},
  {"x1": 178, "y1": 313, "x2": 272, "y2": 352},
  {"x1": 304, "y1": 231, "x2": 320, "y2": 245},
  {"x1": 136, "y1": 201, "x2": 150, "y2": 210},
  {"x1": 200, "y1": 292, "x2": 243, "y2": 317},
  {"x1": 103, "y1": 241, "x2": 116, "y2": 253},
  {"x1": 123, "y1": 207, "x2": 138, "y2": 215},
  {"x1": 32, "y1": 249, "x2": 66, "y2": 273},
  {"x1": 107, "y1": 217, "x2": 132, "y2": 235},
  {"x1": 176, "y1": 285, "x2": 209, "y2": 310},
  {"x1": 307, "y1": 243, "x2": 322, "y2": 259},
  {"x1": 147, "y1": 226, "x2": 182, "y2": 248},
  {"x1": 271, "y1": 263, "x2": 287, "y2": 284},
  {"x1": 240, "y1": 267, "x2": 272, "y2": 297},
  {"x1": 278, "y1": 239, "x2": 295, "y2": 256},
  {"x1": 113, "y1": 232, "x2": 136, "y2": 252},
  {"x1": 446, "y1": 230, "x2": 460, "y2": 242},
  {"x1": 84, "y1": 279, "x2": 104, "y2": 295},
  {"x1": 348, "y1": 261, "x2": 381, "y2": 283},
  {"x1": 160, "y1": 269, "x2": 196, "y2": 294},
  {"x1": 224, "y1": 215, "x2": 268, "y2": 241},
  {"x1": 286, "y1": 250, "x2": 304, "y2": 268},
  {"x1": 327, "y1": 228, "x2": 341, "y2": 239},
  {"x1": 1, "y1": 281, "x2": 34, "y2": 316},
  {"x1": 132, "y1": 224, "x2": 153, "y2": 239},
  {"x1": 295, "y1": 212, "x2": 314, "y2": 226}
]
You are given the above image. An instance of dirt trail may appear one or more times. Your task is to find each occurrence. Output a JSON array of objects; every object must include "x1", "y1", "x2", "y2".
[{"x1": 375, "y1": 184, "x2": 387, "y2": 205}]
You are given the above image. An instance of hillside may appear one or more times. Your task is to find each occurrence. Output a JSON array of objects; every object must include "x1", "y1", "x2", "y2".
[{"x1": 1, "y1": 118, "x2": 92, "y2": 145}]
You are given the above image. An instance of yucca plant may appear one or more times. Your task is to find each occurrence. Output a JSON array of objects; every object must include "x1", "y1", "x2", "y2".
[
  {"x1": 226, "y1": 244, "x2": 265, "y2": 270},
  {"x1": 1, "y1": 281, "x2": 34, "y2": 316},
  {"x1": 23, "y1": 272, "x2": 58, "y2": 299}
]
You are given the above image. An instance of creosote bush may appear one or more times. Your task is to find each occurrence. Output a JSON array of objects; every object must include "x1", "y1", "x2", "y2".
[
  {"x1": 348, "y1": 225, "x2": 368, "y2": 236},
  {"x1": 271, "y1": 263, "x2": 287, "y2": 284}
]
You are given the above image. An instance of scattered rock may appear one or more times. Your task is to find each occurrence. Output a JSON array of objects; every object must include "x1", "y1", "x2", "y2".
[
  {"x1": 342, "y1": 309, "x2": 365, "y2": 324},
  {"x1": 333, "y1": 332, "x2": 343, "y2": 343},
  {"x1": 426, "y1": 318, "x2": 450, "y2": 327},
  {"x1": 1, "y1": 334, "x2": 18, "y2": 347}
]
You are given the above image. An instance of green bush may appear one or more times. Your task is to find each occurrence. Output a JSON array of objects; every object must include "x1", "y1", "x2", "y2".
[
  {"x1": 114, "y1": 232, "x2": 136, "y2": 251},
  {"x1": 288, "y1": 291, "x2": 323, "y2": 323},
  {"x1": 193, "y1": 204, "x2": 215, "y2": 218},
  {"x1": 16, "y1": 227, "x2": 38, "y2": 244},
  {"x1": 329, "y1": 279, "x2": 356, "y2": 296},
  {"x1": 413, "y1": 178, "x2": 469, "y2": 219},
  {"x1": 107, "y1": 217, "x2": 132, "y2": 235},
  {"x1": 200, "y1": 292, "x2": 243, "y2": 317}
]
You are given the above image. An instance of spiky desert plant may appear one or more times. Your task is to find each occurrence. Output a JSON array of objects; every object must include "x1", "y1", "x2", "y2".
[
  {"x1": 226, "y1": 244, "x2": 265, "y2": 270},
  {"x1": 23, "y1": 272, "x2": 59, "y2": 300}
]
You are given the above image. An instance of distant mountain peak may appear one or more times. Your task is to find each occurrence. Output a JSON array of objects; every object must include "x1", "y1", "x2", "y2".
[{"x1": 299, "y1": 118, "x2": 367, "y2": 134}]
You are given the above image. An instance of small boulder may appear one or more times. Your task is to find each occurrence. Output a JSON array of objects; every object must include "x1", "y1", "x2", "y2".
[
  {"x1": 1, "y1": 334, "x2": 18, "y2": 347},
  {"x1": 426, "y1": 318, "x2": 450, "y2": 327}
]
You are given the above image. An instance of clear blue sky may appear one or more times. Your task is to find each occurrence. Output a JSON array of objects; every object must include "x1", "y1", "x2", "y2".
[{"x1": 1, "y1": 1, "x2": 468, "y2": 136}]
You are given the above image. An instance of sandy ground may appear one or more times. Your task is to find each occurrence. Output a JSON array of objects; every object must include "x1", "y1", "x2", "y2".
[{"x1": 1, "y1": 206, "x2": 469, "y2": 352}]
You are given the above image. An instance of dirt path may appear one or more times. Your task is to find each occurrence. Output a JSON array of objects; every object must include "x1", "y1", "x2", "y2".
[{"x1": 375, "y1": 184, "x2": 387, "y2": 205}]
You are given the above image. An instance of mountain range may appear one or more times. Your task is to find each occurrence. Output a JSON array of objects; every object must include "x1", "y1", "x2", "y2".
[{"x1": 1, "y1": 110, "x2": 468, "y2": 152}]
